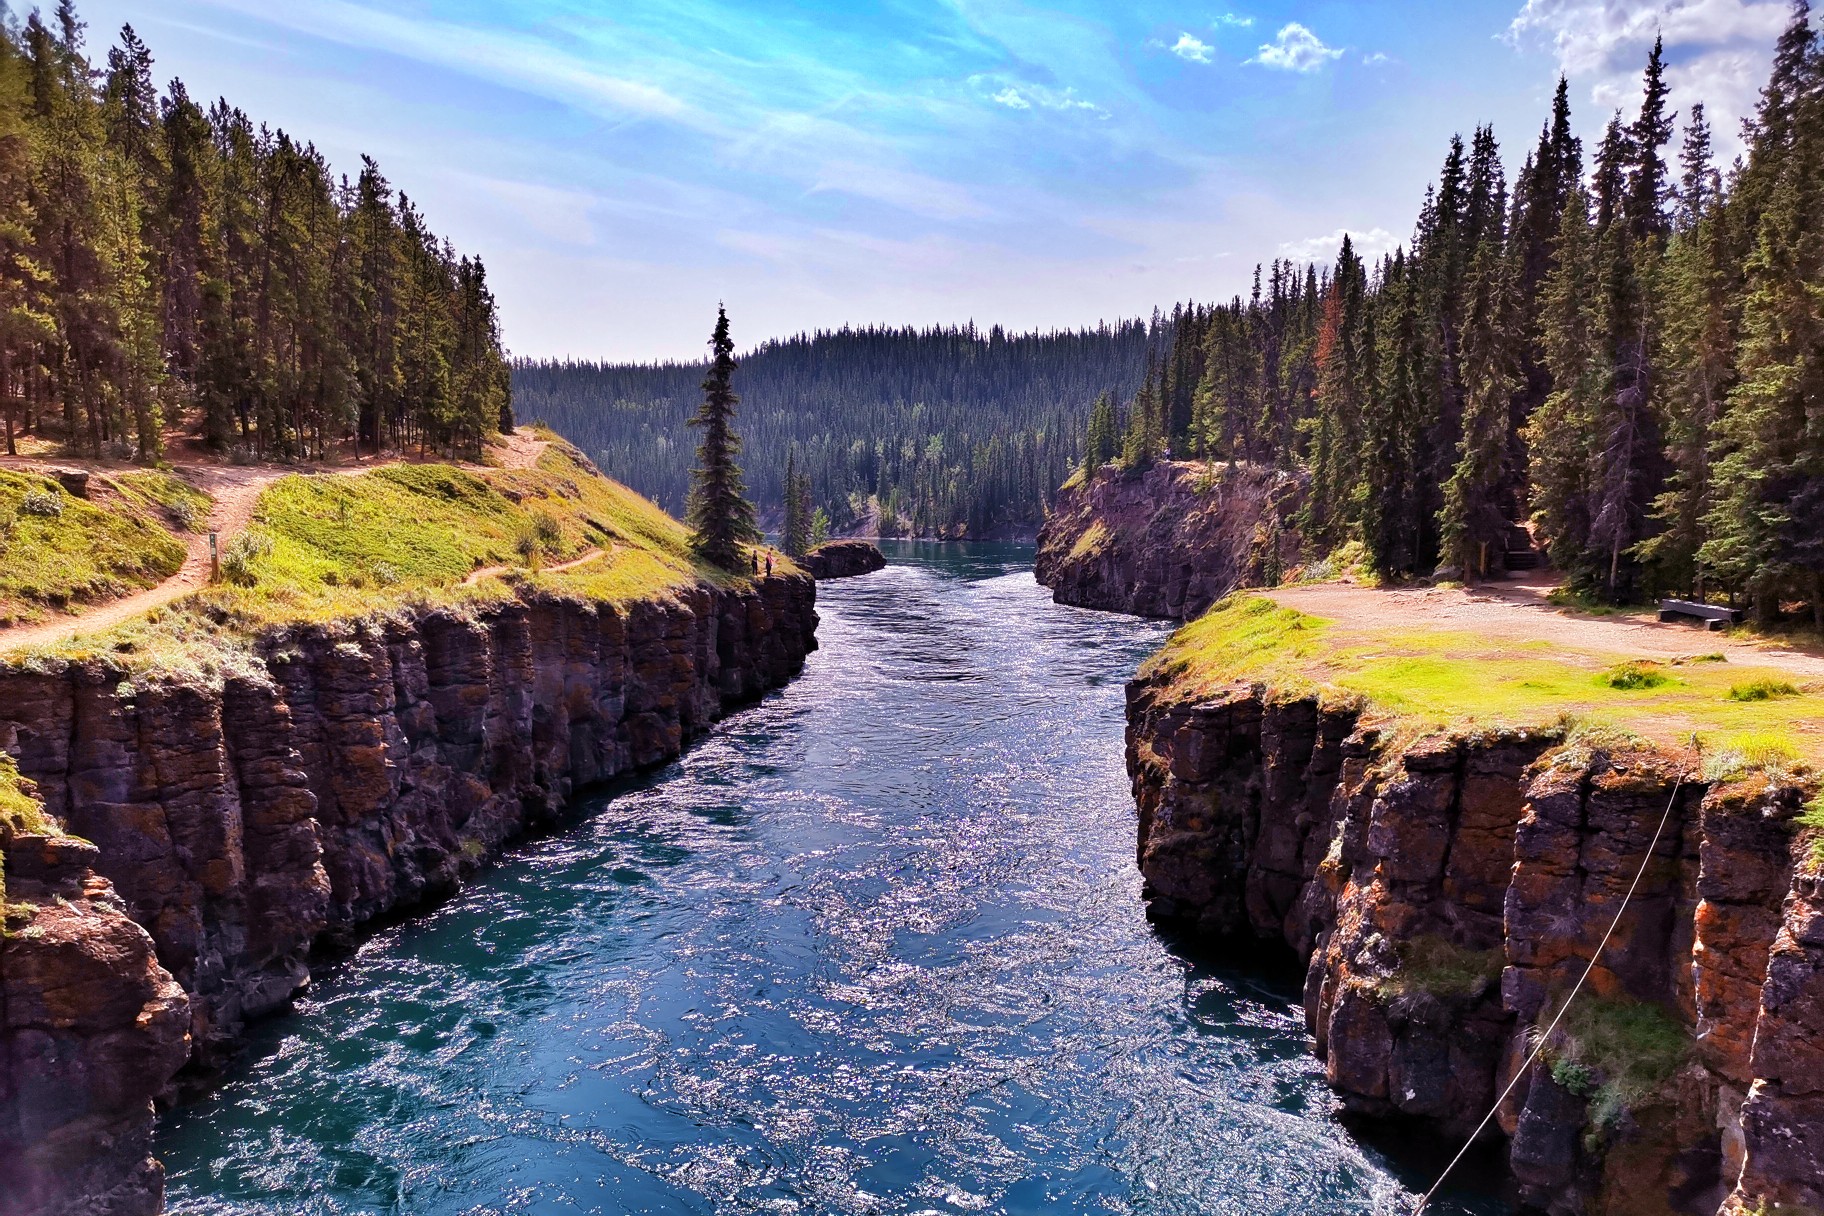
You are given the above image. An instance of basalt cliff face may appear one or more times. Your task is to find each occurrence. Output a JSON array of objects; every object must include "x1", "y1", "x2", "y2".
[
  {"x1": 802, "y1": 540, "x2": 887, "y2": 580},
  {"x1": 0, "y1": 574, "x2": 818, "y2": 1216},
  {"x1": 1126, "y1": 675, "x2": 1823, "y2": 1216},
  {"x1": 1035, "y1": 462, "x2": 1301, "y2": 619}
]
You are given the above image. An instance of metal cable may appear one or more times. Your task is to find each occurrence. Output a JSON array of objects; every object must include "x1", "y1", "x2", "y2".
[{"x1": 1410, "y1": 739, "x2": 1696, "y2": 1215}]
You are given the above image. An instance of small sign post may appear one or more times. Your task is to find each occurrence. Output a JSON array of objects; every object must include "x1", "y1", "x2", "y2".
[{"x1": 210, "y1": 531, "x2": 220, "y2": 583}]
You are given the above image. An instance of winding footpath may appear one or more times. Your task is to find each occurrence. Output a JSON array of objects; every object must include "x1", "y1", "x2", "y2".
[{"x1": 0, "y1": 432, "x2": 551, "y2": 653}]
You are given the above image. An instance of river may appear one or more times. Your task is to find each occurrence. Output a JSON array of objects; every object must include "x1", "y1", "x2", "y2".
[{"x1": 157, "y1": 542, "x2": 1508, "y2": 1215}]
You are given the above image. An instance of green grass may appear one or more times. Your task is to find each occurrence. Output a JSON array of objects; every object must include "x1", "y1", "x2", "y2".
[
  {"x1": 1801, "y1": 793, "x2": 1824, "y2": 868},
  {"x1": 4, "y1": 437, "x2": 764, "y2": 663},
  {"x1": 0, "y1": 754, "x2": 60, "y2": 908},
  {"x1": 110, "y1": 471, "x2": 211, "y2": 531},
  {"x1": 1597, "y1": 661, "x2": 1672, "y2": 691},
  {"x1": 0, "y1": 470, "x2": 188, "y2": 625},
  {"x1": 1727, "y1": 677, "x2": 1801, "y2": 702},
  {"x1": 1378, "y1": 935, "x2": 1504, "y2": 1003},
  {"x1": 1068, "y1": 520, "x2": 1110, "y2": 562},
  {"x1": 1144, "y1": 595, "x2": 1824, "y2": 770},
  {"x1": 1550, "y1": 997, "x2": 1691, "y2": 1134},
  {"x1": 205, "y1": 442, "x2": 729, "y2": 619}
]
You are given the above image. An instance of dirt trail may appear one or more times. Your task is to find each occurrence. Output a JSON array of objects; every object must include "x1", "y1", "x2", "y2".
[
  {"x1": 0, "y1": 432, "x2": 555, "y2": 653},
  {"x1": 462, "y1": 546, "x2": 607, "y2": 586},
  {"x1": 1267, "y1": 576, "x2": 1824, "y2": 678}
]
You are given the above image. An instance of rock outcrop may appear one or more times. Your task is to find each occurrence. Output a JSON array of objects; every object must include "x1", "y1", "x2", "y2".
[
  {"x1": 1, "y1": 834, "x2": 189, "y2": 1216},
  {"x1": 1035, "y1": 462, "x2": 1301, "y2": 619},
  {"x1": 0, "y1": 573, "x2": 817, "y2": 1216},
  {"x1": 802, "y1": 540, "x2": 886, "y2": 580},
  {"x1": 1126, "y1": 673, "x2": 1823, "y2": 1216}
]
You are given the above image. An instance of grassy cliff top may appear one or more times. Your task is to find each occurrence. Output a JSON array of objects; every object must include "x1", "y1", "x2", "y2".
[
  {"x1": 3, "y1": 435, "x2": 788, "y2": 676},
  {"x1": 0, "y1": 468, "x2": 198, "y2": 626},
  {"x1": 1145, "y1": 595, "x2": 1824, "y2": 776}
]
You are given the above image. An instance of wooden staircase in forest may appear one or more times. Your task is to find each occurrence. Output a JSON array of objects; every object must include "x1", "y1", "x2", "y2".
[{"x1": 1502, "y1": 523, "x2": 1543, "y2": 572}]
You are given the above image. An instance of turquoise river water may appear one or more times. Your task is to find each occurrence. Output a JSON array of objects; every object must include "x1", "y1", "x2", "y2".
[{"x1": 157, "y1": 542, "x2": 1510, "y2": 1215}]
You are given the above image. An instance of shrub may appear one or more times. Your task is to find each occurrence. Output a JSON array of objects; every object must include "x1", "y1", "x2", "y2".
[
  {"x1": 1801, "y1": 793, "x2": 1824, "y2": 867},
  {"x1": 532, "y1": 509, "x2": 563, "y2": 552},
  {"x1": 221, "y1": 531, "x2": 274, "y2": 586},
  {"x1": 1597, "y1": 661, "x2": 1670, "y2": 690},
  {"x1": 1727, "y1": 678, "x2": 1800, "y2": 702},
  {"x1": 18, "y1": 488, "x2": 62, "y2": 517},
  {"x1": 1549, "y1": 997, "x2": 1690, "y2": 1133},
  {"x1": 1378, "y1": 935, "x2": 1504, "y2": 1003}
]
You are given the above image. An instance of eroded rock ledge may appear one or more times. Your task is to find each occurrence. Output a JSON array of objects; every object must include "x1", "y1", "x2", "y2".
[
  {"x1": 0, "y1": 573, "x2": 817, "y2": 1216},
  {"x1": 1126, "y1": 674, "x2": 1823, "y2": 1216},
  {"x1": 802, "y1": 539, "x2": 886, "y2": 580},
  {"x1": 1035, "y1": 462, "x2": 1301, "y2": 619}
]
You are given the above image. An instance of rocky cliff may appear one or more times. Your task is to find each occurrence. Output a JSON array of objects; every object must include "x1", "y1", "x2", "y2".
[
  {"x1": 1035, "y1": 461, "x2": 1302, "y2": 619},
  {"x1": 0, "y1": 573, "x2": 817, "y2": 1216},
  {"x1": 802, "y1": 539, "x2": 886, "y2": 580},
  {"x1": 1127, "y1": 673, "x2": 1822, "y2": 1215}
]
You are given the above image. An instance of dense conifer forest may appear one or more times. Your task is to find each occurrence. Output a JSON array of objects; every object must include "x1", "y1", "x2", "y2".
[
  {"x1": 513, "y1": 320, "x2": 1159, "y2": 537},
  {"x1": 0, "y1": 4, "x2": 511, "y2": 463},
  {"x1": 1113, "y1": 5, "x2": 1824, "y2": 625}
]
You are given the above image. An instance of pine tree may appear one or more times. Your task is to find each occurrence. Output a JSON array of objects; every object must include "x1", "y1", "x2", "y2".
[
  {"x1": 1702, "y1": 14, "x2": 1824, "y2": 621},
  {"x1": 1640, "y1": 112, "x2": 1734, "y2": 597},
  {"x1": 0, "y1": 32, "x2": 50, "y2": 455},
  {"x1": 781, "y1": 447, "x2": 812, "y2": 557},
  {"x1": 1440, "y1": 234, "x2": 1518, "y2": 579},
  {"x1": 1527, "y1": 187, "x2": 1603, "y2": 581},
  {"x1": 1082, "y1": 390, "x2": 1118, "y2": 476},
  {"x1": 1363, "y1": 258, "x2": 1424, "y2": 577},
  {"x1": 687, "y1": 304, "x2": 760, "y2": 568},
  {"x1": 1625, "y1": 37, "x2": 1674, "y2": 245}
]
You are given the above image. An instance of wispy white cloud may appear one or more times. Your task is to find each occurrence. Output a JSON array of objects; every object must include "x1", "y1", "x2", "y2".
[
  {"x1": 1506, "y1": 0, "x2": 1787, "y2": 147},
  {"x1": 1171, "y1": 32, "x2": 1215, "y2": 63},
  {"x1": 1250, "y1": 23, "x2": 1345, "y2": 72},
  {"x1": 1213, "y1": 12, "x2": 1256, "y2": 28},
  {"x1": 970, "y1": 75, "x2": 1110, "y2": 117},
  {"x1": 1278, "y1": 226, "x2": 1399, "y2": 263},
  {"x1": 1363, "y1": 51, "x2": 1394, "y2": 67},
  {"x1": 201, "y1": 0, "x2": 699, "y2": 125}
]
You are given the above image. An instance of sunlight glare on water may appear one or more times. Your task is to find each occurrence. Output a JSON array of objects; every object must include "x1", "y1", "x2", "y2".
[{"x1": 158, "y1": 542, "x2": 1508, "y2": 1216}]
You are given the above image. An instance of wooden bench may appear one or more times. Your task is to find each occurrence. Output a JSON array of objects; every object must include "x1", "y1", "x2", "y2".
[{"x1": 1658, "y1": 599, "x2": 1744, "y2": 631}]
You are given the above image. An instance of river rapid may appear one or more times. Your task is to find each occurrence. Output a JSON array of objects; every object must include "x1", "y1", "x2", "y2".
[{"x1": 157, "y1": 543, "x2": 1507, "y2": 1216}]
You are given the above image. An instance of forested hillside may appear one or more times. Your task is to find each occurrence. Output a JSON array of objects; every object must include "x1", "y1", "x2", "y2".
[
  {"x1": 0, "y1": 4, "x2": 510, "y2": 463},
  {"x1": 515, "y1": 320, "x2": 1159, "y2": 537},
  {"x1": 1101, "y1": 7, "x2": 1824, "y2": 627}
]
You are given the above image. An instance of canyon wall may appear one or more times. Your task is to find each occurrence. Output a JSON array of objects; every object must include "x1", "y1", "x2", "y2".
[
  {"x1": 802, "y1": 540, "x2": 887, "y2": 580},
  {"x1": 1035, "y1": 462, "x2": 1301, "y2": 619},
  {"x1": 0, "y1": 573, "x2": 818, "y2": 1216},
  {"x1": 1126, "y1": 674, "x2": 1823, "y2": 1216}
]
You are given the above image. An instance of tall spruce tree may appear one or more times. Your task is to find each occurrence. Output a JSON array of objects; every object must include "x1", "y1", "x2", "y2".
[
  {"x1": 687, "y1": 304, "x2": 760, "y2": 569},
  {"x1": 1440, "y1": 234, "x2": 1518, "y2": 578}
]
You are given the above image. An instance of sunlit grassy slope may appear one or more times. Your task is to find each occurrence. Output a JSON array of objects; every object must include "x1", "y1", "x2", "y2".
[
  {"x1": 218, "y1": 442, "x2": 715, "y2": 613},
  {"x1": 1146, "y1": 595, "x2": 1824, "y2": 771},
  {"x1": 7, "y1": 437, "x2": 777, "y2": 669},
  {"x1": 0, "y1": 469, "x2": 197, "y2": 625}
]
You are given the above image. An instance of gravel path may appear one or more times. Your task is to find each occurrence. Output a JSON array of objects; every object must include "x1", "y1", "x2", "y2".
[{"x1": 1267, "y1": 576, "x2": 1824, "y2": 677}]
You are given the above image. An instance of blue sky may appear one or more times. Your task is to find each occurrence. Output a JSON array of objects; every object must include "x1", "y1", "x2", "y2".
[{"x1": 78, "y1": 0, "x2": 1792, "y2": 361}]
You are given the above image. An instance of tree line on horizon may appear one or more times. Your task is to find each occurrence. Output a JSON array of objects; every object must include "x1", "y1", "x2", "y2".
[
  {"x1": 0, "y1": 3, "x2": 511, "y2": 463},
  {"x1": 1103, "y1": 4, "x2": 1824, "y2": 624},
  {"x1": 514, "y1": 319, "x2": 1159, "y2": 537}
]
